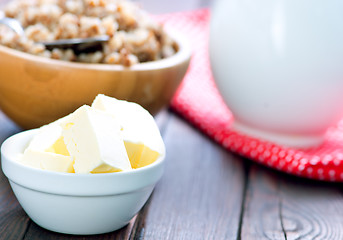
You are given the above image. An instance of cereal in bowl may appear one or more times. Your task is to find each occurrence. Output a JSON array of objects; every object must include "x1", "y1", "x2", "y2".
[{"x1": 0, "y1": 0, "x2": 176, "y2": 66}]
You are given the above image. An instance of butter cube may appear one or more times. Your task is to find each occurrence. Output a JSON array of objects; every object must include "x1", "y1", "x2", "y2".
[
  {"x1": 45, "y1": 136, "x2": 70, "y2": 156},
  {"x1": 22, "y1": 150, "x2": 74, "y2": 173},
  {"x1": 60, "y1": 105, "x2": 132, "y2": 174},
  {"x1": 124, "y1": 142, "x2": 160, "y2": 168},
  {"x1": 27, "y1": 123, "x2": 64, "y2": 152},
  {"x1": 21, "y1": 123, "x2": 74, "y2": 173},
  {"x1": 92, "y1": 94, "x2": 165, "y2": 168}
]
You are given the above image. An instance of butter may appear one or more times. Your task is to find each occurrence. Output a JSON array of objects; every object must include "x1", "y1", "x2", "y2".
[
  {"x1": 60, "y1": 105, "x2": 132, "y2": 174},
  {"x1": 124, "y1": 142, "x2": 160, "y2": 169},
  {"x1": 22, "y1": 150, "x2": 74, "y2": 173},
  {"x1": 45, "y1": 136, "x2": 69, "y2": 156},
  {"x1": 26, "y1": 123, "x2": 63, "y2": 152},
  {"x1": 20, "y1": 94, "x2": 164, "y2": 173},
  {"x1": 92, "y1": 94, "x2": 165, "y2": 168},
  {"x1": 21, "y1": 123, "x2": 74, "y2": 173}
]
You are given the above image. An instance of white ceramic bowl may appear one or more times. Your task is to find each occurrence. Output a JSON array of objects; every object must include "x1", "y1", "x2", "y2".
[
  {"x1": 1, "y1": 130, "x2": 165, "y2": 235},
  {"x1": 210, "y1": 0, "x2": 343, "y2": 147}
]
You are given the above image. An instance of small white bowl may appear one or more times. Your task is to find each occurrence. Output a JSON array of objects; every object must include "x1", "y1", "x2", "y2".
[{"x1": 1, "y1": 130, "x2": 165, "y2": 235}]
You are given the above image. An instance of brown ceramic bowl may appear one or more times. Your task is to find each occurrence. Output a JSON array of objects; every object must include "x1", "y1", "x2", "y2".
[{"x1": 0, "y1": 31, "x2": 190, "y2": 129}]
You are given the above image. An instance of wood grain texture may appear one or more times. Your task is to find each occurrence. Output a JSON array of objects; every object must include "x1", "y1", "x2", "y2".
[
  {"x1": 241, "y1": 165, "x2": 286, "y2": 240},
  {"x1": 0, "y1": 111, "x2": 28, "y2": 240},
  {"x1": 279, "y1": 177, "x2": 343, "y2": 240},
  {"x1": 0, "y1": 110, "x2": 21, "y2": 143},
  {"x1": 23, "y1": 218, "x2": 136, "y2": 240},
  {"x1": 130, "y1": 115, "x2": 246, "y2": 240},
  {"x1": 241, "y1": 163, "x2": 343, "y2": 240}
]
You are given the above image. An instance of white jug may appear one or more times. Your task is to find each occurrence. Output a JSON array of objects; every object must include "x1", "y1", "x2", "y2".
[{"x1": 210, "y1": 0, "x2": 343, "y2": 147}]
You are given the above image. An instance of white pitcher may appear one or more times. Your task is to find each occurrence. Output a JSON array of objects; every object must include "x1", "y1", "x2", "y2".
[{"x1": 210, "y1": 0, "x2": 343, "y2": 147}]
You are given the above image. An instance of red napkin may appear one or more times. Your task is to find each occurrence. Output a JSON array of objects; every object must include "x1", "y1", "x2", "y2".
[{"x1": 157, "y1": 9, "x2": 343, "y2": 182}]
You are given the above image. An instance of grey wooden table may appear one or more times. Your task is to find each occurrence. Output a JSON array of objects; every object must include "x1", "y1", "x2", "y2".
[{"x1": 0, "y1": 108, "x2": 343, "y2": 240}]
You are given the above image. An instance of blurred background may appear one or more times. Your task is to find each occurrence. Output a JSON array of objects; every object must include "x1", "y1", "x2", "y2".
[
  {"x1": 0, "y1": 0, "x2": 212, "y2": 13},
  {"x1": 127, "y1": 0, "x2": 211, "y2": 14}
]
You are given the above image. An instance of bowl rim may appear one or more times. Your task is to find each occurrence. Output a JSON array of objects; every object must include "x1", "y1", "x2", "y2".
[
  {"x1": 0, "y1": 29, "x2": 191, "y2": 71},
  {"x1": 1, "y1": 129, "x2": 165, "y2": 196}
]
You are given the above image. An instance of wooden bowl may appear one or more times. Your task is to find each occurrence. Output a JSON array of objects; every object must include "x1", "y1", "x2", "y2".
[{"x1": 0, "y1": 32, "x2": 190, "y2": 129}]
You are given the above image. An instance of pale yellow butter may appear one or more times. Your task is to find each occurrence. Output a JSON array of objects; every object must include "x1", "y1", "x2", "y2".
[
  {"x1": 21, "y1": 123, "x2": 74, "y2": 173},
  {"x1": 22, "y1": 150, "x2": 74, "y2": 173},
  {"x1": 45, "y1": 136, "x2": 69, "y2": 156},
  {"x1": 60, "y1": 105, "x2": 132, "y2": 174},
  {"x1": 20, "y1": 94, "x2": 164, "y2": 173},
  {"x1": 124, "y1": 142, "x2": 160, "y2": 169},
  {"x1": 92, "y1": 94, "x2": 165, "y2": 168}
]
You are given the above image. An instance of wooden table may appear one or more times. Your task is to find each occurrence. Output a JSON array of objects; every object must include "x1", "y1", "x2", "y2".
[{"x1": 0, "y1": 109, "x2": 343, "y2": 240}]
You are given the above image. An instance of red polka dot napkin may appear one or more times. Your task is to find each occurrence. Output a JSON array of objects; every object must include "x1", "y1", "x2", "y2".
[{"x1": 157, "y1": 9, "x2": 343, "y2": 182}]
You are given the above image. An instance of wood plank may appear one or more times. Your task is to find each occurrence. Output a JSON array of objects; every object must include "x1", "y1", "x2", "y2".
[
  {"x1": 0, "y1": 110, "x2": 21, "y2": 143},
  {"x1": 279, "y1": 176, "x2": 343, "y2": 240},
  {"x1": 240, "y1": 165, "x2": 286, "y2": 240},
  {"x1": 0, "y1": 111, "x2": 28, "y2": 240},
  {"x1": 241, "y1": 162, "x2": 343, "y2": 240},
  {"x1": 23, "y1": 220, "x2": 136, "y2": 240},
  {"x1": 130, "y1": 114, "x2": 246, "y2": 239},
  {"x1": 21, "y1": 110, "x2": 171, "y2": 239}
]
